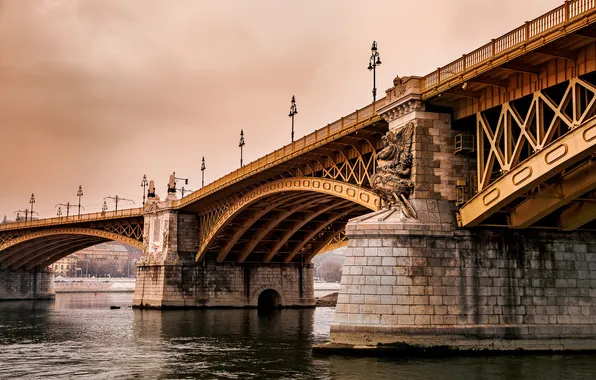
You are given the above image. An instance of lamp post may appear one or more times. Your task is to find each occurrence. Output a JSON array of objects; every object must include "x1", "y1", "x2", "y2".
[
  {"x1": 201, "y1": 157, "x2": 206, "y2": 188},
  {"x1": 103, "y1": 195, "x2": 135, "y2": 213},
  {"x1": 239, "y1": 130, "x2": 245, "y2": 168},
  {"x1": 289, "y1": 95, "x2": 298, "y2": 143},
  {"x1": 77, "y1": 185, "x2": 84, "y2": 216},
  {"x1": 168, "y1": 172, "x2": 189, "y2": 195},
  {"x1": 177, "y1": 186, "x2": 192, "y2": 198},
  {"x1": 55, "y1": 202, "x2": 80, "y2": 217},
  {"x1": 102, "y1": 201, "x2": 108, "y2": 213},
  {"x1": 14, "y1": 210, "x2": 27, "y2": 222},
  {"x1": 367, "y1": 41, "x2": 382, "y2": 103},
  {"x1": 29, "y1": 193, "x2": 35, "y2": 220},
  {"x1": 141, "y1": 175, "x2": 148, "y2": 205}
]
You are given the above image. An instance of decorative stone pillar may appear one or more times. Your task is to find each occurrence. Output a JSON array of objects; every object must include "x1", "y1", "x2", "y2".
[{"x1": 133, "y1": 197, "x2": 194, "y2": 308}]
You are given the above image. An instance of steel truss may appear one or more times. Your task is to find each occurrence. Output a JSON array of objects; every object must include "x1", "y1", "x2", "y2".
[{"x1": 460, "y1": 76, "x2": 596, "y2": 228}]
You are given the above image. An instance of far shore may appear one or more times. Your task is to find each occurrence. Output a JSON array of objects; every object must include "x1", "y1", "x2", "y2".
[{"x1": 53, "y1": 277, "x2": 340, "y2": 297}]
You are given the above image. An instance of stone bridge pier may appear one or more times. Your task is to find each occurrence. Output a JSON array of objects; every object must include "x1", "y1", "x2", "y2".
[
  {"x1": 320, "y1": 76, "x2": 596, "y2": 353},
  {"x1": 132, "y1": 200, "x2": 314, "y2": 308},
  {"x1": 0, "y1": 269, "x2": 54, "y2": 300}
]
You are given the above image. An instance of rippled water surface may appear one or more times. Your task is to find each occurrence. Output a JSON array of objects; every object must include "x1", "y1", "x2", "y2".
[{"x1": 1, "y1": 293, "x2": 596, "y2": 379}]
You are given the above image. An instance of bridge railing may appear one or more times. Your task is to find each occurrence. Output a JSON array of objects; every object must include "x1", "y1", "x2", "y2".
[
  {"x1": 0, "y1": 207, "x2": 144, "y2": 232},
  {"x1": 420, "y1": 0, "x2": 596, "y2": 92},
  {"x1": 174, "y1": 98, "x2": 384, "y2": 209}
]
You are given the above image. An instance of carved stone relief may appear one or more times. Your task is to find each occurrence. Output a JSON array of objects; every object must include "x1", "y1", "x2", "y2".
[{"x1": 370, "y1": 122, "x2": 418, "y2": 218}]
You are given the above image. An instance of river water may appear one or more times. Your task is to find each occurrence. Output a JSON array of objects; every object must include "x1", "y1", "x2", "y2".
[{"x1": 0, "y1": 293, "x2": 595, "y2": 379}]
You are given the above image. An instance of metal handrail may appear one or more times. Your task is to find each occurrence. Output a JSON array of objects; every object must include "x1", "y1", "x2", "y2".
[
  {"x1": 172, "y1": 98, "x2": 385, "y2": 209},
  {"x1": 420, "y1": 0, "x2": 596, "y2": 92},
  {"x1": 1, "y1": 98, "x2": 385, "y2": 228},
  {"x1": 0, "y1": 207, "x2": 144, "y2": 232}
]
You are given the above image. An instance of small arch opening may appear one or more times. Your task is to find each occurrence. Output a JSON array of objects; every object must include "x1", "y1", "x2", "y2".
[{"x1": 257, "y1": 289, "x2": 281, "y2": 309}]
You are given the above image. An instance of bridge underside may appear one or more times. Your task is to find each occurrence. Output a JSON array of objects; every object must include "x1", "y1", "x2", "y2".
[
  {"x1": 0, "y1": 222, "x2": 143, "y2": 272},
  {"x1": 0, "y1": 235, "x2": 109, "y2": 271},
  {"x1": 205, "y1": 190, "x2": 370, "y2": 264}
]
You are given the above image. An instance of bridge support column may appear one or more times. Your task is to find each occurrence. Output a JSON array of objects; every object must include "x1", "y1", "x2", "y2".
[
  {"x1": 133, "y1": 200, "x2": 198, "y2": 308},
  {"x1": 0, "y1": 269, "x2": 55, "y2": 300},
  {"x1": 134, "y1": 259, "x2": 315, "y2": 308},
  {"x1": 133, "y1": 200, "x2": 314, "y2": 308},
  {"x1": 324, "y1": 204, "x2": 596, "y2": 352},
  {"x1": 318, "y1": 76, "x2": 596, "y2": 354}
]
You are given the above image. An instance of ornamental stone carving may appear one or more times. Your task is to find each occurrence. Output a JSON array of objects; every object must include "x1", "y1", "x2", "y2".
[{"x1": 370, "y1": 122, "x2": 418, "y2": 218}]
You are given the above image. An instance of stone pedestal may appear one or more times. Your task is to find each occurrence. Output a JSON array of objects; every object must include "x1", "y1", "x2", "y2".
[
  {"x1": 0, "y1": 269, "x2": 55, "y2": 300},
  {"x1": 323, "y1": 199, "x2": 596, "y2": 352},
  {"x1": 134, "y1": 260, "x2": 315, "y2": 308}
]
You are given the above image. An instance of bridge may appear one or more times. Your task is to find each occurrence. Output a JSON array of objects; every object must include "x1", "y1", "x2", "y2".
[
  {"x1": 3, "y1": 0, "x2": 596, "y2": 353},
  {"x1": 0, "y1": 99, "x2": 386, "y2": 305}
]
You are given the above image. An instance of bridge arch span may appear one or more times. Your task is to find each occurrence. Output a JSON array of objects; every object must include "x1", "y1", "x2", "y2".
[
  {"x1": 196, "y1": 177, "x2": 379, "y2": 263},
  {"x1": 0, "y1": 228, "x2": 143, "y2": 271}
]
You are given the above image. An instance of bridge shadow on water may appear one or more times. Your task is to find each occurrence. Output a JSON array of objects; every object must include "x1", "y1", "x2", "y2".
[{"x1": 1, "y1": 294, "x2": 596, "y2": 379}]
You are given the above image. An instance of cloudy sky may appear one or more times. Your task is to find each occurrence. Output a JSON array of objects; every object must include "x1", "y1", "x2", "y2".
[{"x1": 0, "y1": 0, "x2": 562, "y2": 218}]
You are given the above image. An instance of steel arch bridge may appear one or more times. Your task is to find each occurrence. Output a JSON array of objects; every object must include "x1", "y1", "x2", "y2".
[
  {"x1": 3, "y1": 0, "x2": 596, "y2": 270},
  {"x1": 0, "y1": 101, "x2": 386, "y2": 268}
]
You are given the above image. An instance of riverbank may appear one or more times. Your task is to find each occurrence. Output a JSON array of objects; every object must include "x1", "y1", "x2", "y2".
[
  {"x1": 315, "y1": 292, "x2": 338, "y2": 307},
  {"x1": 55, "y1": 278, "x2": 341, "y2": 298},
  {"x1": 55, "y1": 278, "x2": 136, "y2": 293}
]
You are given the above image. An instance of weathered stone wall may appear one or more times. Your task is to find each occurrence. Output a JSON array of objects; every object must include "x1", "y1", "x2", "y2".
[
  {"x1": 133, "y1": 260, "x2": 315, "y2": 308},
  {"x1": 0, "y1": 269, "x2": 55, "y2": 300},
  {"x1": 410, "y1": 115, "x2": 473, "y2": 202},
  {"x1": 331, "y1": 202, "x2": 596, "y2": 350},
  {"x1": 176, "y1": 213, "x2": 198, "y2": 258}
]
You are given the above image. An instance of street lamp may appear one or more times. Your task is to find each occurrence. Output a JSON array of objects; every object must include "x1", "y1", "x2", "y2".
[
  {"x1": 201, "y1": 157, "x2": 206, "y2": 188},
  {"x1": 14, "y1": 209, "x2": 28, "y2": 222},
  {"x1": 177, "y1": 186, "x2": 192, "y2": 198},
  {"x1": 103, "y1": 195, "x2": 135, "y2": 213},
  {"x1": 239, "y1": 130, "x2": 245, "y2": 168},
  {"x1": 367, "y1": 41, "x2": 382, "y2": 103},
  {"x1": 167, "y1": 172, "x2": 189, "y2": 195},
  {"x1": 57, "y1": 207, "x2": 62, "y2": 217},
  {"x1": 55, "y1": 202, "x2": 80, "y2": 217},
  {"x1": 77, "y1": 185, "x2": 84, "y2": 216},
  {"x1": 102, "y1": 201, "x2": 108, "y2": 213},
  {"x1": 289, "y1": 95, "x2": 298, "y2": 143},
  {"x1": 29, "y1": 193, "x2": 36, "y2": 220},
  {"x1": 141, "y1": 175, "x2": 148, "y2": 205}
]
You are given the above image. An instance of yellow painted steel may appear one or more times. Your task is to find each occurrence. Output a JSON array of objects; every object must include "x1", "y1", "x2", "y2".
[
  {"x1": 458, "y1": 118, "x2": 596, "y2": 227},
  {"x1": 509, "y1": 161, "x2": 596, "y2": 228},
  {"x1": 420, "y1": 0, "x2": 596, "y2": 98},
  {"x1": 558, "y1": 200, "x2": 596, "y2": 230},
  {"x1": 195, "y1": 177, "x2": 379, "y2": 261}
]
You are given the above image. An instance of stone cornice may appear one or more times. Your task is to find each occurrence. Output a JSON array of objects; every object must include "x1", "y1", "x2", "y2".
[
  {"x1": 378, "y1": 97, "x2": 424, "y2": 123},
  {"x1": 378, "y1": 76, "x2": 425, "y2": 124}
]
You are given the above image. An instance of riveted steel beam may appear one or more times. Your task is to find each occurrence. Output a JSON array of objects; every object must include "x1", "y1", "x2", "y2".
[
  {"x1": 558, "y1": 200, "x2": 596, "y2": 230},
  {"x1": 509, "y1": 160, "x2": 596, "y2": 227},
  {"x1": 459, "y1": 118, "x2": 596, "y2": 227}
]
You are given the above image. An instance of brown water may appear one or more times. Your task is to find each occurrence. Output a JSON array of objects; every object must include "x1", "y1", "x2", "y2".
[{"x1": 0, "y1": 293, "x2": 595, "y2": 379}]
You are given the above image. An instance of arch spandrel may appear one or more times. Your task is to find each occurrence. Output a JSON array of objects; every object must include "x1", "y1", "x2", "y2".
[
  {"x1": 0, "y1": 228, "x2": 143, "y2": 252},
  {"x1": 196, "y1": 177, "x2": 379, "y2": 262}
]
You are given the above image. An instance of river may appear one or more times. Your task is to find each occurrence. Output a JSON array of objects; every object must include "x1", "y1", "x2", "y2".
[{"x1": 0, "y1": 293, "x2": 595, "y2": 379}]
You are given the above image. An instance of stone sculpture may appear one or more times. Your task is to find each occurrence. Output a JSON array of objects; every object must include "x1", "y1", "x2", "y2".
[{"x1": 370, "y1": 122, "x2": 417, "y2": 218}]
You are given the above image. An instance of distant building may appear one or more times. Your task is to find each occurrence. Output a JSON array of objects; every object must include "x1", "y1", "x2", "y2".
[
  {"x1": 78, "y1": 242, "x2": 141, "y2": 277},
  {"x1": 52, "y1": 242, "x2": 141, "y2": 277},
  {"x1": 52, "y1": 255, "x2": 79, "y2": 277}
]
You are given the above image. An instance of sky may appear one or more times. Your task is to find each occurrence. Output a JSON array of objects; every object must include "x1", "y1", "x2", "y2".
[{"x1": 0, "y1": 0, "x2": 563, "y2": 219}]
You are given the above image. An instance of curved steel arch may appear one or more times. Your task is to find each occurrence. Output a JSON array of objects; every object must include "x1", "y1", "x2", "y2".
[
  {"x1": 0, "y1": 227, "x2": 143, "y2": 252},
  {"x1": 196, "y1": 177, "x2": 380, "y2": 261}
]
